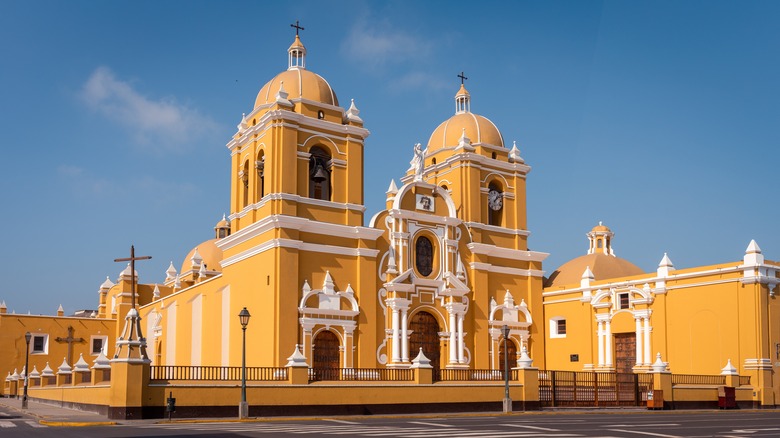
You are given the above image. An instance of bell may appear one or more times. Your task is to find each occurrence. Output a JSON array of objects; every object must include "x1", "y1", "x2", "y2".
[{"x1": 312, "y1": 164, "x2": 328, "y2": 182}]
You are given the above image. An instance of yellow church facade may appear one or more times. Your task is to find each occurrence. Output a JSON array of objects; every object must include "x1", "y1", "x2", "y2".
[
  {"x1": 3, "y1": 29, "x2": 780, "y2": 414},
  {"x1": 542, "y1": 224, "x2": 780, "y2": 406}
]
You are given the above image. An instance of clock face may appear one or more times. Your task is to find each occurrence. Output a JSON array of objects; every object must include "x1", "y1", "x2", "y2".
[{"x1": 488, "y1": 189, "x2": 503, "y2": 211}]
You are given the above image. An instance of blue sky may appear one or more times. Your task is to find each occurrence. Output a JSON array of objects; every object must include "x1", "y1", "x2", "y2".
[{"x1": 1, "y1": 1, "x2": 778, "y2": 315}]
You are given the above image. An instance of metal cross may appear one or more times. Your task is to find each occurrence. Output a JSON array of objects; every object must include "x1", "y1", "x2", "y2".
[
  {"x1": 114, "y1": 245, "x2": 152, "y2": 310},
  {"x1": 291, "y1": 20, "x2": 304, "y2": 36},
  {"x1": 458, "y1": 71, "x2": 468, "y2": 85},
  {"x1": 55, "y1": 326, "x2": 84, "y2": 366}
]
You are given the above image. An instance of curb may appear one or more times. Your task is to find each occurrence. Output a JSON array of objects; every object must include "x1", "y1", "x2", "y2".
[{"x1": 39, "y1": 420, "x2": 117, "y2": 427}]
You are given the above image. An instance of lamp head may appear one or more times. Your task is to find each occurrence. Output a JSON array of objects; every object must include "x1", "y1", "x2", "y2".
[
  {"x1": 502, "y1": 325, "x2": 510, "y2": 338},
  {"x1": 238, "y1": 307, "x2": 251, "y2": 328},
  {"x1": 24, "y1": 332, "x2": 31, "y2": 344}
]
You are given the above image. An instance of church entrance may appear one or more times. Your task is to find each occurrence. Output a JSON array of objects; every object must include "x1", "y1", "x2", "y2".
[
  {"x1": 498, "y1": 338, "x2": 518, "y2": 371},
  {"x1": 409, "y1": 311, "x2": 440, "y2": 370},
  {"x1": 614, "y1": 332, "x2": 638, "y2": 405},
  {"x1": 614, "y1": 333, "x2": 636, "y2": 373},
  {"x1": 312, "y1": 330, "x2": 340, "y2": 381}
]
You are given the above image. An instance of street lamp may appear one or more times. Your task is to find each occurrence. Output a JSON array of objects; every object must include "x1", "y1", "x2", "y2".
[
  {"x1": 22, "y1": 332, "x2": 31, "y2": 409},
  {"x1": 502, "y1": 325, "x2": 512, "y2": 413},
  {"x1": 238, "y1": 307, "x2": 251, "y2": 419}
]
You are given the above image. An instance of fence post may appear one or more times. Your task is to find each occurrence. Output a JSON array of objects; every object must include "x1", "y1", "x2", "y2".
[
  {"x1": 410, "y1": 348, "x2": 433, "y2": 385},
  {"x1": 650, "y1": 353, "x2": 672, "y2": 409},
  {"x1": 286, "y1": 345, "x2": 310, "y2": 385}
]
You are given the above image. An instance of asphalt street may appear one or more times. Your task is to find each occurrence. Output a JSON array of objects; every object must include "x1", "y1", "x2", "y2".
[{"x1": 1, "y1": 403, "x2": 780, "y2": 438}]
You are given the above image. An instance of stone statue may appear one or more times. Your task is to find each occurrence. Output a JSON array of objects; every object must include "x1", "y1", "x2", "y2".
[{"x1": 410, "y1": 143, "x2": 425, "y2": 182}]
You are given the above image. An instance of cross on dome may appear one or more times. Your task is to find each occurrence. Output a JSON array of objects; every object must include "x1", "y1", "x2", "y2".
[
  {"x1": 458, "y1": 71, "x2": 468, "y2": 85},
  {"x1": 290, "y1": 20, "x2": 304, "y2": 36},
  {"x1": 288, "y1": 22, "x2": 307, "y2": 70}
]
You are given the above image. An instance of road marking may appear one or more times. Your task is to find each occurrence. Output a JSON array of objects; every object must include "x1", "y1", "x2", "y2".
[
  {"x1": 408, "y1": 421, "x2": 452, "y2": 428},
  {"x1": 732, "y1": 429, "x2": 780, "y2": 433},
  {"x1": 0, "y1": 421, "x2": 15, "y2": 428},
  {"x1": 503, "y1": 423, "x2": 560, "y2": 431},
  {"x1": 608, "y1": 429, "x2": 681, "y2": 438},
  {"x1": 605, "y1": 424, "x2": 681, "y2": 427},
  {"x1": 325, "y1": 419, "x2": 360, "y2": 424},
  {"x1": 25, "y1": 420, "x2": 45, "y2": 428}
]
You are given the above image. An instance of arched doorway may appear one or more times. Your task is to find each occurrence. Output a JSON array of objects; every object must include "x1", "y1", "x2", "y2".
[
  {"x1": 409, "y1": 311, "x2": 440, "y2": 370},
  {"x1": 312, "y1": 330, "x2": 340, "y2": 380},
  {"x1": 498, "y1": 337, "x2": 518, "y2": 371}
]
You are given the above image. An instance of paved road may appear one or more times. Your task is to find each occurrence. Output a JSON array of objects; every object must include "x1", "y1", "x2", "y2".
[{"x1": 1, "y1": 404, "x2": 779, "y2": 438}]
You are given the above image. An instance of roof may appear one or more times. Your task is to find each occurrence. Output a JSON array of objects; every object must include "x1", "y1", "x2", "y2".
[{"x1": 544, "y1": 253, "x2": 644, "y2": 288}]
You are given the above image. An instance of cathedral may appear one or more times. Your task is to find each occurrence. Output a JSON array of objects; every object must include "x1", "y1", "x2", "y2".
[{"x1": 3, "y1": 28, "x2": 780, "y2": 414}]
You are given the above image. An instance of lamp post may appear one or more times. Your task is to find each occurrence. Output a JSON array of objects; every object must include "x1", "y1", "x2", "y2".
[
  {"x1": 22, "y1": 332, "x2": 31, "y2": 409},
  {"x1": 238, "y1": 307, "x2": 251, "y2": 419},
  {"x1": 502, "y1": 325, "x2": 512, "y2": 413}
]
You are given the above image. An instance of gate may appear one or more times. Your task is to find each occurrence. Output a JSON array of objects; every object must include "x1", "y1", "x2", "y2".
[{"x1": 538, "y1": 370, "x2": 652, "y2": 407}]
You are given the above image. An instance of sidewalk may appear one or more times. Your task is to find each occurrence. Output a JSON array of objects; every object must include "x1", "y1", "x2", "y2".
[{"x1": 0, "y1": 396, "x2": 117, "y2": 426}]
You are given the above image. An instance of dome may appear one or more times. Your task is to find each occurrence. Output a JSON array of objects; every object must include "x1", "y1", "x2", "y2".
[
  {"x1": 255, "y1": 69, "x2": 338, "y2": 109},
  {"x1": 591, "y1": 222, "x2": 611, "y2": 233},
  {"x1": 426, "y1": 84, "x2": 504, "y2": 152},
  {"x1": 544, "y1": 253, "x2": 644, "y2": 288},
  {"x1": 181, "y1": 239, "x2": 223, "y2": 274},
  {"x1": 253, "y1": 35, "x2": 338, "y2": 109}
]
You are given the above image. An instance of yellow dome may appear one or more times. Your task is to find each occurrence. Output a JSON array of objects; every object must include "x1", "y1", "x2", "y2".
[
  {"x1": 427, "y1": 112, "x2": 504, "y2": 151},
  {"x1": 544, "y1": 253, "x2": 644, "y2": 288},
  {"x1": 255, "y1": 69, "x2": 338, "y2": 109},
  {"x1": 181, "y1": 239, "x2": 223, "y2": 273},
  {"x1": 591, "y1": 223, "x2": 612, "y2": 233}
]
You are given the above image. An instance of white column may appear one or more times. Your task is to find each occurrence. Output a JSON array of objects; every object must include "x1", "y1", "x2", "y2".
[
  {"x1": 401, "y1": 308, "x2": 409, "y2": 362},
  {"x1": 391, "y1": 306, "x2": 400, "y2": 363},
  {"x1": 597, "y1": 321, "x2": 604, "y2": 367},
  {"x1": 457, "y1": 313, "x2": 465, "y2": 363},
  {"x1": 643, "y1": 317, "x2": 651, "y2": 365},
  {"x1": 635, "y1": 317, "x2": 643, "y2": 367},
  {"x1": 449, "y1": 311, "x2": 457, "y2": 365},
  {"x1": 605, "y1": 319, "x2": 612, "y2": 367}
]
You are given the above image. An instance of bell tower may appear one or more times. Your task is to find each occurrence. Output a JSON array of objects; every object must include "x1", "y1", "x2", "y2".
[{"x1": 226, "y1": 26, "x2": 369, "y2": 232}]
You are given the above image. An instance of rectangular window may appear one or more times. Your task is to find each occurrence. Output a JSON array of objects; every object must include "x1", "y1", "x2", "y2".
[
  {"x1": 90, "y1": 336, "x2": 108, "y2": 355},
  {"x1": 31, "y1": 335, "x2": 48, "y2": 354},
  {"x1": 557, "y1": 319, "x2": 567, "y2": 335},
  {"x1": 550, "y1": 317, "x2": 567, "y2": 338},
  {"x1": 619, "y1": 293, "x2": 630, "y2": 309}
]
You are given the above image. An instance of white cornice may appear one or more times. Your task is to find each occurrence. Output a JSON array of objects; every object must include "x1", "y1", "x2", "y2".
[
  {"x1": 469, "y1": 262, "x2": 545, "y2": 278},
  {"x1": 228, "y1": 109, "x2": 370, "y2": 152},
  {"x1": 217, "y1": 214, "x2": 383, "y2": 252},
  {"x1": 467, "y1": 243, "x2": 548, "y2": 262},
  {"x1": 400, "y1": 151, "x2": 531, "y2": 185},
  {"x1": 221, "y1": 238, "x2": 379, "y2": 267},
  {"x1": 386, "y1": 209, "x2": 462, "y2": 227},
  {"x1": 465, "y1": 222, "x2": 530, "y2": 237},
  {"x1": 229, "y1": 193, "x2": 366, "y2": 223}
]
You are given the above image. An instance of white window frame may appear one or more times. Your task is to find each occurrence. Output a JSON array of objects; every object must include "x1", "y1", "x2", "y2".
[
  {"x1": 30, "y1": 334, "x2": 49, "y2": 355},
  {"x1": 90, "y1": 335, "x2": 108, "y2": 356},
  {"x1": 549, "y1": 317, "x2": 566, "y2": 338}
]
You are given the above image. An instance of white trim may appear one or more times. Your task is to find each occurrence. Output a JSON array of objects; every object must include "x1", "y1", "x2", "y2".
[
  {"x1": 221, "y1": 238, "x2": 380, "y2": 268},
  {"x1": 227, "y1": 194, "x2": 366, "y2": 223},
  {"x1": 219, "y1": 213, "x2": 381, "y2": 251},
  {"x1": 469, "y1": 262, "x2": 545, "y2": 278},
  {"x1": 464, "y1": 221, "x2": 530, "y2": 237},
  {"x1": 467, "y1": 242, "x2": 548, "y2": 262},
  {"x1": 191, "y1": 294, "x2": 202, "y2": 366}
]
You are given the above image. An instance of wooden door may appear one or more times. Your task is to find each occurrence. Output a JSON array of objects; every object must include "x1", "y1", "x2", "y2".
[
  {"x1": 498, "y1": 338, "x2": 518, "y2": 370},
  {"x1": 614, "y1": 333, "x2": 636, "y2": 373},
  {"x1": 313, "y1": 330, "x2": 340, "y2": 380},
  {"x1": 409, "y1": 311, "x2": 440, "y2": 370}
]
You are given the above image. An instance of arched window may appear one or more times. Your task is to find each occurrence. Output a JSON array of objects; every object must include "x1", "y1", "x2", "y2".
[
  {"x1": 415, "y1": 236, "x2": 434, "y2": 277},
  {"x1": 409, "y1": 311, "x2": 440, "y2": 370},
  {"x1": 487, "y1": 181, "x2": 503, "y2": 226},
  {"x1": 312, "y1": 330, "x2": 340, "y2": 380},
  {"x1": 308, "y1": 147, "x2": 331, "y2": 200},
  {"x1": 255, "y1": 152, "x2": 265, "y2": 200},
  {"x1": 241, "y1": 161, "x2": 249, "y2": 207}
]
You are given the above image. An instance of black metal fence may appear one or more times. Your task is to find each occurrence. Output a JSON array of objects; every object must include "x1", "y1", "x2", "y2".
[
  {"x1": 671, "y1": 374, "x2": 726, "y2": 386},
  {"x1": 308, "y1": 368, "x2": 414, "y2": 382}
]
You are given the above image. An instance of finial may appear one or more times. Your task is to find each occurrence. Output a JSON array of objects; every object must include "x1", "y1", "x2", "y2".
[{"x1": 290, "y1": 20, "x2": 304, "y2": 36}]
